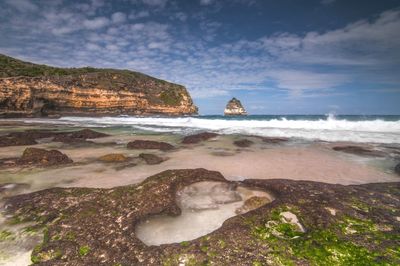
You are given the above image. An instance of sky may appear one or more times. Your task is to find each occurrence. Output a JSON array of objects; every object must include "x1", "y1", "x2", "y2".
[{"x1": 0, "y1": 0, "x2": 400, "y2": 115}]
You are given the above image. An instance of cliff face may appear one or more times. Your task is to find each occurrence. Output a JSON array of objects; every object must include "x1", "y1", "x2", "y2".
[
  {"x1": 0, "y1": 54, "x2": 198, "y2": 117},
  {"x1": 224, "y1": 97, "x2": 247, "y2": 116}
]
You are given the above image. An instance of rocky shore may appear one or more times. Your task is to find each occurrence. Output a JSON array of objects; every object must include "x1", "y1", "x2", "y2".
[{"x1": 2, "y1": 169, "x2": 399, "y2": 265}]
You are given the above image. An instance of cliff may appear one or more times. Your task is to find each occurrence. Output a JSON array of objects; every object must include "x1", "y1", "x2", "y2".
[
  {"x1": 0, "y1": 54, "x2": 198, "y2": 117},
  {"x1": 224, "y1": 97, "x2": 247, "y2": 116}
]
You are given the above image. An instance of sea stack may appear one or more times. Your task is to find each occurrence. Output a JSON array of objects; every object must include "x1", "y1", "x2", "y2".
[{"x1": 224, "y1": 97, "x2": 247, "y2": 116}]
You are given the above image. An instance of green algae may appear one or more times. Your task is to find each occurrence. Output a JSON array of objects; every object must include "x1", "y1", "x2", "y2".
[
  {"x1": 0, "y1": 230, "x2": 14, "y2": 241},
  {"x1": 79, "y1": 245, "x2": 91, "y2": 256},
  {"x1": 251, "y1": 206, "x2": 399, "y2": 265}
]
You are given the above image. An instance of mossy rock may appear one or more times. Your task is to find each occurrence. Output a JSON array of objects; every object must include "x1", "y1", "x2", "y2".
[{"x1": 98, "y1": 153, "x2": 129, "y2": 162}]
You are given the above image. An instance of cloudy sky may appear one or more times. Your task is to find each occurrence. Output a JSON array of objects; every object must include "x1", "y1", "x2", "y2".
[{"x1": 1, "y1": 0, "x2": 400, "y2": 115}]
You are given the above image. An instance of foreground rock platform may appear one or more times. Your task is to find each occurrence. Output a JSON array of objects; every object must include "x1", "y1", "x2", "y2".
[{"x1": 2, "y1": 169, "x2": 400, "y2": 265}]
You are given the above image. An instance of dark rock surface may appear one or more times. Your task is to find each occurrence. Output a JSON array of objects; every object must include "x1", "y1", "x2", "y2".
[
  {"x1": 0, "y1": 148, "x2": 73, "y2": 168},
  {"x1": 0, "y1": 135, "x2": 37, "y2": 147},
  {"x1": 0, "y1": 129, "x2": 109, "y2": 147},
  {"x1": 3, "y1": 169, "x2": 399, "y2": 265},
  {"x1": 52, "y1": 129, "x2": 109, "y2": 143},
  {"x1": 182, "y1": 132, "x2": 218, "y2": 144},
  {"x1": 261, "y1": 137, "x2": 289, "y2": 144},
  {"x1": 139, "y1": 153, "x2": 165, "y2": 165},
  {"x1": 233, "y1": 139, "x2": 254, "y2": 148},
  {"x1": 17, "y1": 148, "x2": 73, "y2": 166},
  {"x1": 395, "y1": 163, "x2": 400, "y2": 175},
  {"x1": 332, "y1": 145, "x2": 385, "y2": 157},
  {"x1": 127, "y1": 140, "x2": 174, "y2": 151}
]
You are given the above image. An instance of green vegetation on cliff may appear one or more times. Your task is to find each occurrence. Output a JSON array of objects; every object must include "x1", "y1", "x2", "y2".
[{"x1": 0, "y1": 54, "x2": 179, "y2": 89}]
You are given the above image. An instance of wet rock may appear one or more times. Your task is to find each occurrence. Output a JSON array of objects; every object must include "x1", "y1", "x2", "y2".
[
  {"x1": 0, "y1": 135, "x2": 37, "y2": 147},
  {"x1": 139, "y1": 153, "x2": 164, "y2": 165},
  {"x1": 3, "y1": 169, "x2": 400, "y2": 265},
  {"x1": 182, "y1": 132, "x2": 218, "y2": 144},
  {"x1": 233, "y1": 139, "x2": 254, "y2": 148},
  {"x1": 127, "y1": 140, "x2": 174, "y2": 151},
  {"x1": 53, "y1": 129, "x2": 109, "y2": 143},
  {"x1": 332, "y1": 145, "x2": 385, "y2": 157},
  {"x1": 395, "y1": 163, "x2": 400, "y2": 175},
  {"x1": 98, "y1": 153, "x2": 129, "y2": 163},
  {"x1": 235, "y1": 196, "x2": 271, "y2": 214},
  {"x1": 16, "y1": 147, "x2": 73, "y2": 166},
  {"x1": 2, "y1": 129, "x2": 109, "y2": 146},
  {"x1": 261, "y1": 137, "x2": 289, "y2": 144},
  {"x1": 178, "y1": 182, "x2": 242, "y2": 211}
]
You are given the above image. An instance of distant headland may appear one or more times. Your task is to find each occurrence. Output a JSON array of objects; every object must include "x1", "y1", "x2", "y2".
[{"x1": 0, "y1": 54, "x2": 198, "y2": 117}]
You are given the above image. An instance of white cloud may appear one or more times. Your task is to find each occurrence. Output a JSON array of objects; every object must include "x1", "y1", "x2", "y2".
[
  {"x1": 140, "y1": 0, "x2": 169, "y2": 8},
  {"x1": 128, "y1": 10, "x2": 150, "y2": 20},
  {"x1": 5, "y1": 0, "x2": 38, "y2": 12},
  {"x1": 111, "y1": 12, "x2": 127, "y2": 24},
  {"x1": 83, "y1": 17, "x2": 110, "y2": 30}
]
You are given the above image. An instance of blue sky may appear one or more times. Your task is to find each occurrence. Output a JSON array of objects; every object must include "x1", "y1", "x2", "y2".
[{"x1": 1, "y1": 0, "x2": 400, "y2": 115}]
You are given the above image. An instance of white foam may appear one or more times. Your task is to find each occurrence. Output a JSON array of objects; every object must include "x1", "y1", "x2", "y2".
[{"x1": 4, "y1": 116, "x2": 400, "y2": 144}]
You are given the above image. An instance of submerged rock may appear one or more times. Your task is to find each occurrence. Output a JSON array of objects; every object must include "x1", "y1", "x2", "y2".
[
  {"x1": 0, "y1": 135, "x2": 37, "y2": 147},
  {"x1": 98, "y1": 153, "x2": 129, "y2": 163},
  {"x1": 233, "y1": 139, "x2": 254, "y2": 148},
  {"x1": 139, "y1": 153, "x2": 165, "y2": 165},
  {"x1": 127, "y1": 140, "x2": 174, "y2": 151},
  {"x1": 3, "y1": 169, "x2": 400, "y2": 265},
  {"x1": 224, "y1": 97, "x2": 247, "y2": 116},
  {"x1": 261, "y1": 137, "x2": 289, "y2": 144},
  {"x1": 182, "y1": 132, "x2": 218, "y2": 144},
  {"x1": 332, "y1": 145, "x2": 385, "y2": 157},
  {"x1": 235, "y1": 196, "x2": 271, "y2": 214},
  {"x1": 1, "y1": 129, "x2": 109, "y2": 146},
  {"x1": 52, "y1": 129, "x2": 109, "y2": 143},
  {"x1": 0, "y1": 183, "x2": 30, "y2": 197},
  {"x1": 16, "y1": 147, "x2": 73, "y2": 166},
  {"x1": 395, "y1": 163, "x2": 400, "y2": 175}
]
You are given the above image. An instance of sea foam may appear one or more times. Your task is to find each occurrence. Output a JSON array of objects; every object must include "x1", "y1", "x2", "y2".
[{"x1": 8, "y1": 115, "x2": 400, "y2": 144}]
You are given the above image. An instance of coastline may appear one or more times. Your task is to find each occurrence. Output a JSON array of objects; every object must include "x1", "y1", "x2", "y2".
[{"x1": 0, "y1": 118, "x2": 399, "y2": 265}]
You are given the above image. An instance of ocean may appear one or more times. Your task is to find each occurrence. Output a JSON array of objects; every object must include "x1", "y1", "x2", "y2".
[{"x1": 9, "y1": 114, "x2": 400, "y2": 144}]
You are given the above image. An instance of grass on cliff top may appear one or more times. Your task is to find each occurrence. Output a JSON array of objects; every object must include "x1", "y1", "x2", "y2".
[{"x1": 0, "y1": 54, "x2": 177, "y2": 87}]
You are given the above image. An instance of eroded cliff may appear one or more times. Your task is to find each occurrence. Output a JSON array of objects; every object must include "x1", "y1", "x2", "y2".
[{"x1": 0, "y1": 54, "x2": 198, "y2": 117}]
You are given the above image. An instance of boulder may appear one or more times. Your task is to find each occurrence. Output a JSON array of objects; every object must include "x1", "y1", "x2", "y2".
[
  {"x1": 17, "y1": 147, "x2": 73, "y2": 166},
  {"x1": 98, "y1": 153, "x2": 129, "y2": 163},
  {"x1": 127, "y1": 140, "x2": 174, "y2": 151},
  {"x1": 182, "y1": 132, "x2": 218, "y2": 144},
  {"x1": 233, "y1": 139, "x2": 254, "y2": 147},
  {"x1": 139, "y1": 153, "x2": 164, "y2": 165}
]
